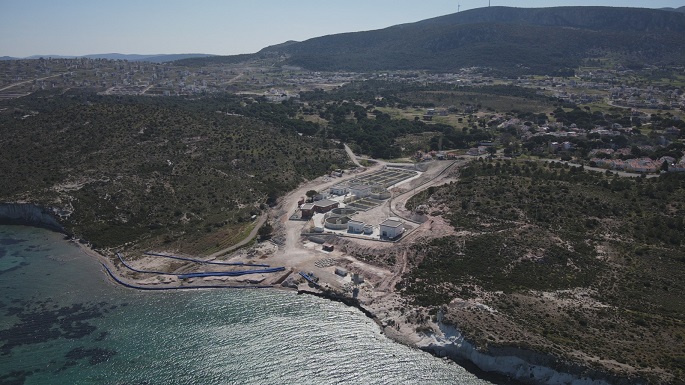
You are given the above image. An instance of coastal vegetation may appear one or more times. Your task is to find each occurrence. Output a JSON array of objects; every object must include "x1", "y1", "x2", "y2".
[
  {"x1": 0, "y1": 90, "x2": 349, "y2": 251},
  {"x1": 403, "y1": 159, "x2": 685, "y2": 383},
  {"x1": 1, "y1": 6, "x2": 684, "y2": 383}
]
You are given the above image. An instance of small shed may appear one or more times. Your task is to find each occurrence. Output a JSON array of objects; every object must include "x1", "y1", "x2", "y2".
[{"x1": 323, "y1": 243, "x2": 334, "y2": 252}]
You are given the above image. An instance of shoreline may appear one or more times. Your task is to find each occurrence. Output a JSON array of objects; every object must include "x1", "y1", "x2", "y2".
[
  {"x1": 57, "y1": 234, "x2": 530, "y2": 385},
  {"x1": 0, "y1": 157, "x2": 650, "y2": 385},
  {"x1": 2, "y1": 221, "x2": 641, "y2": 385}
]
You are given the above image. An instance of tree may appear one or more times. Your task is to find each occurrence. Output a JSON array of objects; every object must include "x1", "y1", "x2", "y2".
[
  {"x1": 486, "y1": 147, "x2": 497, "y2": 157},
  {"x1": 258, "y1": 223, "x2": 273, "y2": 240},
  {"x1": 306, "y1": 190, "x2": 318, "y2": 198}
]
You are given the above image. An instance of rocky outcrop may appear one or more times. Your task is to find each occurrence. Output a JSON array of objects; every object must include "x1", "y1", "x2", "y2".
[
  {"x1": 298, "y1": 289, "x2": 382, "y2": 327},
  {"x1": 0, "y1": 203, "x2": 66, "y2": 233},
  {"x1": 417, "y1": 314, "x2": 644, "y2": 385}
]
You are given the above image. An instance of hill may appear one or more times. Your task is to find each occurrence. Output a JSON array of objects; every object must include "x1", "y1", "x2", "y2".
[
  {"x1": 404, "y1": 159, "x2": 685, "y2": 384},
  {"x1": 662, "y1": 6, "x2": 685, "y2": 13},
  {"x1": 250, "y1": 6, "x2": 685, "y2": 75},
  {"x1": 0, "y1": 91, "x2": 348, "y2": 252}
]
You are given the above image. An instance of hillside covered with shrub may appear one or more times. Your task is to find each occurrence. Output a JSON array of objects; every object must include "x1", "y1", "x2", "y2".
[
  {"x1": 256, "y1": 6, "x2": 685, "y2": 75},
  {"x1": 404, "y1": 159, "x2": 685, "y2": 384},
  {"x1": 0, "y1": 90, "x2": 348, "y2": 251}
]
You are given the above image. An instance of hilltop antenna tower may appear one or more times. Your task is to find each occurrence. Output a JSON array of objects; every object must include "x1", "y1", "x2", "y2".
[{"x1": 458, "y1": 3, "x2": 460, "y2": 12}]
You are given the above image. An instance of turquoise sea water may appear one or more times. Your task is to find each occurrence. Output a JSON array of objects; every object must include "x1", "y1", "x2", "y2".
[{"x1": 0, "y1": 225, "x2": 495, "y2": 385}]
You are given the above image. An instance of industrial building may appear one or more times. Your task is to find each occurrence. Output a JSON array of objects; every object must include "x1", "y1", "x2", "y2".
[
  {"x1": 347, "y1": 220, "x2": 365, "y2": 233},
  {"x1": 349, "y1": 184, "x2": 372, "y2": 198},
  {"x1": 380, "y1": 218, "x2": 405, "y2": 239},
  {"x1": 300, "y1": 199, "x2": 340, "y2": 219},
  {"x1": 329, "y1": 184, "x2": 349, "y2": 195}
]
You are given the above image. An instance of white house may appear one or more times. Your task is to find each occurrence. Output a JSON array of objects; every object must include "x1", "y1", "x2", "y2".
[{"x1": 380, "y1": 218, "x2": 405, "y2": 239}]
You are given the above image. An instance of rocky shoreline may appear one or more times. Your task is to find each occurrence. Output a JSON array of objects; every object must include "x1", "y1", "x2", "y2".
[
  {"x1": 297, "y1": 286, "x2": 643, "y2": 385},
  {"x1": 0, "y1": 204, "x2": 647, "y2": 385},
  {"x1": 0, "y1": 203, "x2": 67, "y2": 234}
]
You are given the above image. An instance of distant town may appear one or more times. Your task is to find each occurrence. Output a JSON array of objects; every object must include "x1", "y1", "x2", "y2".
[{"x1": 2, "y1": 58, "x2": 684, "y2": 178}]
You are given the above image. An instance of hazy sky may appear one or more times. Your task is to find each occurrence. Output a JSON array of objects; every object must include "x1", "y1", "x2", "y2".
[{"x1": 1, "y1": 0, "x2": 683, "y2": 57}]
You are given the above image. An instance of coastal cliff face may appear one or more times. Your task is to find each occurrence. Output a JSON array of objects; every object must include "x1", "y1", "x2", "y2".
[
  {"x1": 0, "y1": 203, "x2": 66, "y2": 233},
  {"x1": 416, "y1": 316, "x2": 641, "y2": 385}
]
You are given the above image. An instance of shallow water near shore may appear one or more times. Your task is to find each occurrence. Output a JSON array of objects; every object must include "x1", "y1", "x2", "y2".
[{"x1": 0, "y1": 225, "x2": 495, "y2": 384}]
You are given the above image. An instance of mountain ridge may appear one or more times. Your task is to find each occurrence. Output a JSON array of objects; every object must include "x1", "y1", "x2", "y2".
[
  {"x1": 241, "y1": 6, "x2": 685, "y2": 75},
  {"x1": 260, "y1": 6, "x2": 685, "y2": 74},
  {"x1": 661, "y1": 6, "x2": 685, "y2": 13},
  {"x1": 411, "y1": 6, "x2": 685, "y2": 31}
]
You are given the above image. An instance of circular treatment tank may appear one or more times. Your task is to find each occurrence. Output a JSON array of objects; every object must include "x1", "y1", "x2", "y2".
[
  {"x1": 324, "y1": 216, "x2": 351, "y2": 230},
  {"x1": 330, "y1": 207, "x2": 357, "y2": 217}
]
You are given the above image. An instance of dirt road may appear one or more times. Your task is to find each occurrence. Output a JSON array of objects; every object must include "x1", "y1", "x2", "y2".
[
  {"x1": 344, "y1": 144, "x2": 362, "y2": 167},
  {"x1": 0, "y1": 73, "x2": 66, "y2": 92},
  {"x1": 207, "y1": 213, "x2": 267, "y2": 259}
]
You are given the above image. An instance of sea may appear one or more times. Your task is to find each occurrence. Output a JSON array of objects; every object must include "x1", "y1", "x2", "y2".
[{"x1": 0, "y1": 225, "x2": 496, "y2": 385}]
